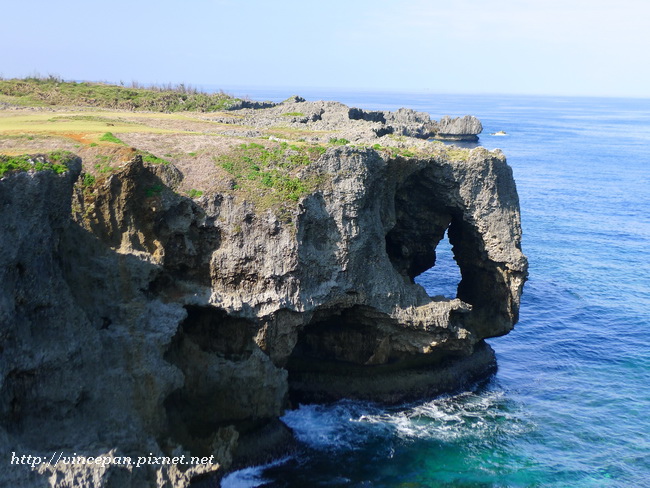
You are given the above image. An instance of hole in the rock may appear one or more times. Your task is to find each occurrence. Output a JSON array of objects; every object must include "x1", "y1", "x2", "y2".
[
  {"x1": 178, "y1": 305, "x2": 255, "y2": 360},
  {"x1": 385, "y1": 166, "x2": 468, "y2": 301},
  {"x1": 288, "y1": 305, "x2": 396, "y2": 368},
  {"x1": 163, "y1": 306, "x2": 258, "y2": 455},
  {"x1": 414, "y1": 228, "x2": 462, "y2": 299}
]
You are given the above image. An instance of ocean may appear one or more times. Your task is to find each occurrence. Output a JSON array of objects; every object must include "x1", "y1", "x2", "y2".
[{"x1": 220, "y1": 91, "x2": 650, "y2": 487}]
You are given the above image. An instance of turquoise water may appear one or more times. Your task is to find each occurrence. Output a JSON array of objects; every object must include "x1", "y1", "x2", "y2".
[{"x1": 221, "y1": 92, "x2": 650, "y2": 487}]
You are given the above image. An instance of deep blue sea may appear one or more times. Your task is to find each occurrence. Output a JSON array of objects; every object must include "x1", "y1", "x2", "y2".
[{"x1": 221, "y1": 90, "x2": 650, "y2": 487}]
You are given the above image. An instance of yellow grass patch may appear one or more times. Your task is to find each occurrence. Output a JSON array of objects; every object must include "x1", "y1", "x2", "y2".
[{"x1": 0, "y1": 111, "x2": 196, "y2": 145}]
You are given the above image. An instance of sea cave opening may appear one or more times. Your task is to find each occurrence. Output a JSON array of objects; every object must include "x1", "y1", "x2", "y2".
[
  {"x1": 413, "y1": 228, "x2": 462, "y2": 299},
  {"x1": 384, "y1": 165, "x2": 465, "y2": 301}
]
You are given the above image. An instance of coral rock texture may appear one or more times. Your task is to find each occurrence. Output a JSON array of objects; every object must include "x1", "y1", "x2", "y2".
[
  {"x1": 0, "y1": 114, "x2": 525, "y2": 487},
  {"x1": 435, "y1": 115, "x2": 484, "y2": 141}
]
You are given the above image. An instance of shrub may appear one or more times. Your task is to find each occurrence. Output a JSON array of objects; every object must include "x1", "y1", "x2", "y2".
[
  {"x1": 370, "y1": 143, "x2": 418, "y2": 158},
  {"x1": 0, "y1": 78, "x2": 239, "y2": 112},
  {"x1": 83, "y1": 173, "x2": 96, "y2": 187},
  {"x1": 141, "y1": 153, "x2": 171, "y2": 165},
  {"x1": 99, "y1": 132, "x2": 125, "y2": 145},
  {"x1": 0, "y1": 152, "x2": 72, "y2": 177},
  {"x1": 328, "y1": 137, "x2": 350, "y2": 145},
  {"x1": 213, "y1": 141, "x2": 327, "y2": 210}
]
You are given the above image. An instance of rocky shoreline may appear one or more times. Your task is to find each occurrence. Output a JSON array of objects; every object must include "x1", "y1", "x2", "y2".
[
  {"x1": 0, "y1": 94, "x2": 526, "y2": 487},
  {"x1": 209, "y1": 96, "x2": 483, "y2": 143}
]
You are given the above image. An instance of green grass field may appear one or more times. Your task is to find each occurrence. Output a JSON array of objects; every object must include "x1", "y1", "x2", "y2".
[{"x1": 0, "y1": 78, "x2": 239, "y2": 112}]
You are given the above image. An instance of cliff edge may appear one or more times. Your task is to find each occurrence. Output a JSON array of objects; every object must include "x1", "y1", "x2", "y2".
[{"x1": 0, "y1": 99, "x2": 526, "y2": 487}]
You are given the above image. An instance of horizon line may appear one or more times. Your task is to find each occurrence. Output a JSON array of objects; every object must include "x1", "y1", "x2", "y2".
[{"x1": 4, "y1": 74, "x2": 650, "y2": 102}]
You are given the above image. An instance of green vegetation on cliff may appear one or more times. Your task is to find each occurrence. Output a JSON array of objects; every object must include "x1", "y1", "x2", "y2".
[
  {"x1": 0, "y1": 78, "x2": 238, "y2": 112},
  {"x1": 98, "y1": 132, "x2": 126, "y2": 145},
  {"x1": 0, "y1": 151, "x2": 75, "y2": 177},
  {"x1": 328, "y1": 137, "x2": 350, "y2": 145},
  {"x1": 140, "y1": 152, "x2": 171, "y2": 166},
  {"x1": 215, "y1": 141, "x2": 326, "y2": 206}
]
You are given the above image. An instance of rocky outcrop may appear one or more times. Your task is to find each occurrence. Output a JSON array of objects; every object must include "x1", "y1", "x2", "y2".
[
  {"x1": 1, "y1": 138, "x2": 526, "y2": 486},
  {"x1": 435, "y1": 115, "x2": 483, "y2": 141},
  {"x1": 0, "y1": 157, "x2": 242, "y2": 487},
  {"x1": 213, "y1": 99, "x2": 483, "y2": 142}
]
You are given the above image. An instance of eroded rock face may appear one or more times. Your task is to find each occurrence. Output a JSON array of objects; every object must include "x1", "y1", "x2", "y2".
[
  {"x1": 0, "y1": 143, "x2": 526, "y2": 486},
  {"x1": 0, "y1": 158, "x2": 242, "y2": 487},
  {"x1": 435, "y1": 115, "x2": 484, "y2": 141},
  {"x1": 211, "y1": 99, "x2": 484, "y2": 142}
]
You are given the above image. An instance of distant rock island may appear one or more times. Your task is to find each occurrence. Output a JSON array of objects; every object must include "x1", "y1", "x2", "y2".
[{"x1": 0, "y1": 79, "x2": 526, "y2": 487}]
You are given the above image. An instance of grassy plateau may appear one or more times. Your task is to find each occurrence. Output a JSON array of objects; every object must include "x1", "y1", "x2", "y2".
[{"x1": 0, "y1": 77, "x2": 465, "y2": 214}]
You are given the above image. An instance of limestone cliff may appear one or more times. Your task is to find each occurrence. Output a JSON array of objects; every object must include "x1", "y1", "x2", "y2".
[{"x1": 0, "y1": 134, "x2": 526, "y2": 485}]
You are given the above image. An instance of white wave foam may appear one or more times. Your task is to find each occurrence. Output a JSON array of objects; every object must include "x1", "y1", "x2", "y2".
[
  {"x1": 366, "y1": 389, "x2": 533, "y2": 441},
  {"x1": 220, "y1": 457, "x2": 290, "y2": 488},
  {"x1": 282, "y1": 389, "x2": 534, "y2": 449},
  {"x1": 281, "y1": 400, "x2": 384, "y2": 450}
]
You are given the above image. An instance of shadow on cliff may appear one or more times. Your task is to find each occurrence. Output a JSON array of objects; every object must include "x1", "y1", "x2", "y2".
[
  {"x1": 74, "y1": 155, "x2": 221, "y2": 289},
  {"x1": 0, "y1": 156, "x2": 260, "y2": 486}
]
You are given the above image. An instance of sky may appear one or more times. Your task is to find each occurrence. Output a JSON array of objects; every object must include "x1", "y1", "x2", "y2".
[{"x1": 2, "y1": 0, "x2": 649, "y2": 98}]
